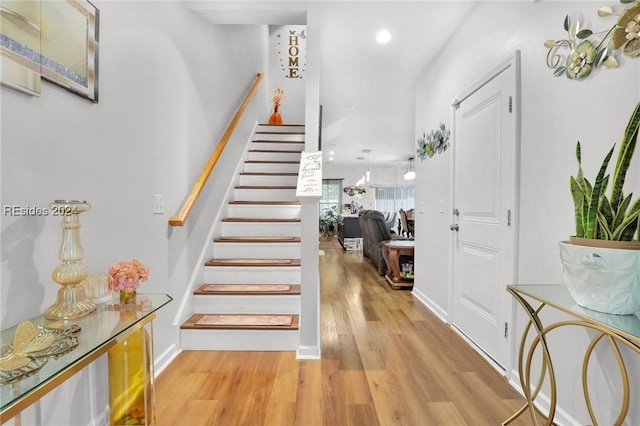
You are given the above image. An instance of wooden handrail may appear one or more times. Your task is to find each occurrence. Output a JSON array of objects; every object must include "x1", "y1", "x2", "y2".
[{"x1": 169, "y1": 73, "x2": 264, "y2": 227}]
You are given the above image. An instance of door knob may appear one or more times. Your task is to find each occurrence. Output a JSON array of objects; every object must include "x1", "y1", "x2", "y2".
[{"x1": 450, "y1": 224, "x2": 459, "y2": 231}]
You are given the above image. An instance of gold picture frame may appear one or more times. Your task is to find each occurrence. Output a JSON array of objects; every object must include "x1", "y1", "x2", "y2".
[
  {"x1": 0, "y1": 0, "x2": 99, "y2": 102},
  {"x1": 0, "y1": 1, "x2": 42, "y2": 96},
  {"x1": 40, "y1": 0, "x2": 99, "y2": 102}
]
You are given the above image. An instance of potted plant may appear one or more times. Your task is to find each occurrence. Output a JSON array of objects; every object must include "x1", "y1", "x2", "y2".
[
  {"x1": 321, "y1": 206, "x2": 340, "y2": 236},
  {"x1": 559, "y1": 101, "x2": 640, "y2": 314}
]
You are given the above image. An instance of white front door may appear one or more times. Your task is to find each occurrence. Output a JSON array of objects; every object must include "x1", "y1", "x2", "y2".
[{"x1": 450, "y1": 53, "x2": 519, "y2": 369}]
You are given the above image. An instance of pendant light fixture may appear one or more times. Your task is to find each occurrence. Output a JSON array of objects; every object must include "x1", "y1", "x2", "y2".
[
  {"x1": 363, "y1": 149, "x2": 372, "y2": 182},
  {"x1": 404, "y1": 157, "x2": 416, "y2": 180}
]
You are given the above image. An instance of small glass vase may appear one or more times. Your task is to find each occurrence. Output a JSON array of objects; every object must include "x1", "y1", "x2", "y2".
[{"x1": 268, "y1": 103, "x2": 283, "y2": 125}]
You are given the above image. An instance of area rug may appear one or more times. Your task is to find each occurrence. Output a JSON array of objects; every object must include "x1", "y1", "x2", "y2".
[
  {"x1": 196, "y1": 314, "x2": 293, "y2": 327},
  {"x1": 201, "y1": 284, "x2": 291, "y2": 293},
  {"x1": 319, "y1": 239, "x2": 341, "y2": 249}
]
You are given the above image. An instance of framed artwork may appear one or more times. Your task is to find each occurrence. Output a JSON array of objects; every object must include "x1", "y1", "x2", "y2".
[
  {"x1": 40, "y1": 0, "x2": 99, "y2": 102},
  {"x1": 0, "y1": 1, "x2": 42, "y2": 96},
  {"x1": 0, "y1": 0, "x2": 99, "y2": 102}
]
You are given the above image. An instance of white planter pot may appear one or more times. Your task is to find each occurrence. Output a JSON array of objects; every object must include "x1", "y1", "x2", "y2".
[{"x1": 559, "y1": 241, "x2": 640, "y2": 315}]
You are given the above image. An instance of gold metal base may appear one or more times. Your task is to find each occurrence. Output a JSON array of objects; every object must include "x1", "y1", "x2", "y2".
[
  {"x1": 504, "y1": 286, "x2": 640, "y2": 426},
  {"x1": 44, "y1": 284, "x2": 96, "y2": 320}
]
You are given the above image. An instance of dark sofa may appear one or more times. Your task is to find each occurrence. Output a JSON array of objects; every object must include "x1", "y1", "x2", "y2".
[{"x1": 359, "y1": 210, "x2": 406, "y2": 275}]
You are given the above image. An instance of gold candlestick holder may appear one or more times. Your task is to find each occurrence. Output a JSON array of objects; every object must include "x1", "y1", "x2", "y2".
[{"x1": 44, "y1": 200, "x2": 96, "y2": 320}]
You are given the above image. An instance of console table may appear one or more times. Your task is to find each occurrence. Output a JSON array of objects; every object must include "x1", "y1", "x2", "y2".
[
  {"x1": 504, "y1": 284, "x2": 640, "y2": 426},
  {"x1": 381, "y1": 240, "x2": 414, "y2": 289},
  {"x1": 0, "y1": 293, "x2": 172, "y2": 424}
]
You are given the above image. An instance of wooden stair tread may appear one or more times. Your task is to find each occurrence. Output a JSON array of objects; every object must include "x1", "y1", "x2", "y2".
[
  {"x1": 259, "y1": 123, "x2": 305, "y2": 127},
  {"x1": 221, "y1": 217, "x2": 301, "y2": 223},
  {"x1": 194, "y1": 283, "x2": 301, "y2": 295},
  {"x1": 205, "y1": 258, "x2": 301, "y2": 267},
  {"x1": 249, "y1": 149, "x2": 302, "y2": 154},
  {"x1": 245, "y1": 160, "x2": 300, "y2": 164},
  {"x1": 229, "y1": 200, "x2": 300, "y2": 205},
  {"x1": 255, "y1": 131, "x2": 305, "y2": 135},
  {"x1": 214, "y1": 236, "x2": 301, "y2": 243},
  {"x1": 252, "y1": 140, "x2": 305, "y2": 144},
  {"x1": 181, "y1": 313, "x2": 299, "y2": 330},
  {"x1": 235, "y1": 186, "x2": 296, "y2": 190},
  {"x1": 240, "y1": 172, "x2": 298, "y2": 176}
]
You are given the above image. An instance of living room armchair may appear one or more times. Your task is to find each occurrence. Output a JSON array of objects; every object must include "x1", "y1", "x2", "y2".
[{"x1": 360, "y1": 210, "x2": 406, "y2": 275}]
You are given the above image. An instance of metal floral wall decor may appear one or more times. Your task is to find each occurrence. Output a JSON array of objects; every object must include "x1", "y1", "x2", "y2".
[
  {"x1": 417, "y1": 123, "x2": 450, "y2": 161},
  {"x1": 545, "y1": 0, "x2": 640, "y2": 80}
]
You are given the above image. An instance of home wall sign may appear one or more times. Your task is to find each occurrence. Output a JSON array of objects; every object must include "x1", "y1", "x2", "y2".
[
  {"x1": 0, "y1": 0, "x2": 99, "y2": 102},
  {"x1": 277, "y1": 27, "x2": 306, "y2": 79}
]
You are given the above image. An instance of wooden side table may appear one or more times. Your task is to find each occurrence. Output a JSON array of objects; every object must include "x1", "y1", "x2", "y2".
[{"x1": 381, "y1": 240, "x2": 414, "y2": 289}]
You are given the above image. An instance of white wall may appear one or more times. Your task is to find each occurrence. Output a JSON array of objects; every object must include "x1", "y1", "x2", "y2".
[
  {"x1": 323, "y1": 162, "x2": 409, "y2": 211},
  {"x1": 268, "y1": 25, "x2": 307, "y2": 124},
  {"x1": 413, "y1": 2, "x2": 640, "y2": 425},
  {"x1": 1, "y1": 1, "x2": 269, "y2": 423}
]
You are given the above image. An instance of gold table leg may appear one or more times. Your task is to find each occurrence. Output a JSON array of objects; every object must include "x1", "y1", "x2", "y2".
[{"x1": 505, "y1": 287, "x2": 640, "y2": 426}]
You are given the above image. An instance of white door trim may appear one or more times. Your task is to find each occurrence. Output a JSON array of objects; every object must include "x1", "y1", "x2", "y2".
[{"x1": 447, "y1": 50, "x2": 521, "y2": 377}]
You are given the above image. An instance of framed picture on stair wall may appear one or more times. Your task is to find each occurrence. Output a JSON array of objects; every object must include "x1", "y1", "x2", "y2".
[
  {"x1": 40, "y1": 0, "x2": 99, "y2": 102},
  {"x1": 0, "y1": 1, "x2": 42, "y2": 96}
]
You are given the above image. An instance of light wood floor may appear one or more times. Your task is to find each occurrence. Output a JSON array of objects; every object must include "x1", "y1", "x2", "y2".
[{"x1": 155, "y1": 241, "x2": 531, "y2": 425}]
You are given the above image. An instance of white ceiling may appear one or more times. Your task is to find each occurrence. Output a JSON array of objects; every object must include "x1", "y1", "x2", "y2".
[{"x1": 185, "y1": 1, "x2": 478, "y2": 166}]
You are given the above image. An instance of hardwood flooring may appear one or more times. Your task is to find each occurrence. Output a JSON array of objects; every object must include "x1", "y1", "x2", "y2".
[{"x1": 155, "y1": 240, "x2": 531, "y2": 425}]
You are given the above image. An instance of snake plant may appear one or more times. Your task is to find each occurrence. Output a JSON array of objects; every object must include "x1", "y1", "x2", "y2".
[{"x1": 571, "y1": 101, "x2": 640, "y2": 241}]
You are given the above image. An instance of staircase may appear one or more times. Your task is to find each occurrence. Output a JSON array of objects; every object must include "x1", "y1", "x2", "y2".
[{"x1": 180, "y1": 124, "x2": 305, "y2": 351}]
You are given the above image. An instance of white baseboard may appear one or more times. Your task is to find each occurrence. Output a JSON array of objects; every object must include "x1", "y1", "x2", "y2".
[
  {"x1": 296, "y1": 345, "x2": 321, "y2": 359},
  {"x1": 412, "y1": 288, "x2": 581, "y2": 426},
  {"x1": 411, "y1": 286, "x2": 449, "y2": 323},
  {"x1": 85, "y1": 406, "x2": 109, "y2": 426},
  {"x1": 154, "y1": 343, "x2": 181, "y2": 377},
  {"x1": 507, "y1": 371, "x2": 582, "y2": 426}
]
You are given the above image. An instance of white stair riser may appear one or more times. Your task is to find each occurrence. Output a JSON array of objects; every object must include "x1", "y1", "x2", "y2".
[
  {"x1": 234, "y1": 188, "x2": 297, "y2": 201},
  {"x1": 248, "y1": 151, "x2": 301, "y2": 162},
  {"x1": 238, "y1": 174, "x2": 298, "y2": 186},
  {"x1": 205, "y1": 266, "x2": 301, "y2": 284},
  {"x1": 244, "y1": 162, "x2": 299, "y2": 173},
  {"x1": 193, "y1": 294, "x2": 300, "y2": 314},
  {"x1": 227, "y1": 204, "x2": 300, "y2": 219},
  {"x1": 213, "y1": 242, "x2": 301, "y2": 258},
  {"x1": 181, "y1": 329, "x2": 299, "y2": 351},
  {"x1": 257, "y1": 125, "x2": 304, "y2": 133},
  {"x1": 254, "y1": 133, "x2": 305, "y2": 142},
  {"x1": 221, "y1": 222, "x2": 301, "y2": 237},
  {"x1": 251, "y1": 142, "x2": 304, "y2": 152}
]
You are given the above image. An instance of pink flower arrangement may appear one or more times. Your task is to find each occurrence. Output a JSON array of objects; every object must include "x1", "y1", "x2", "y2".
[{"x1": 108, "y1": 259, "x2": 149, "y2": 292}]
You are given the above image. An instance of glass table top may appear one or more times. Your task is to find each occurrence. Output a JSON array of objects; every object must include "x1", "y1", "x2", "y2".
[
  {"x1": 1, "y1": 293, "x2": 172, "y2": 416},
  {"x1": 508, "y1": 284, "x2": 640, "y2": 343}
]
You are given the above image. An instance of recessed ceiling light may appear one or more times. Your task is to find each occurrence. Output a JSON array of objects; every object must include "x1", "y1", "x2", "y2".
[
  {"x1": 376, "y1": 29, "x2": 391, "y2": 44},
  {"x1": 329, "y1": 150, "x2": 335, "y2": 155},
  {"x1": 328, "y1": 157, "x2": 334, "y2": 161}
]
